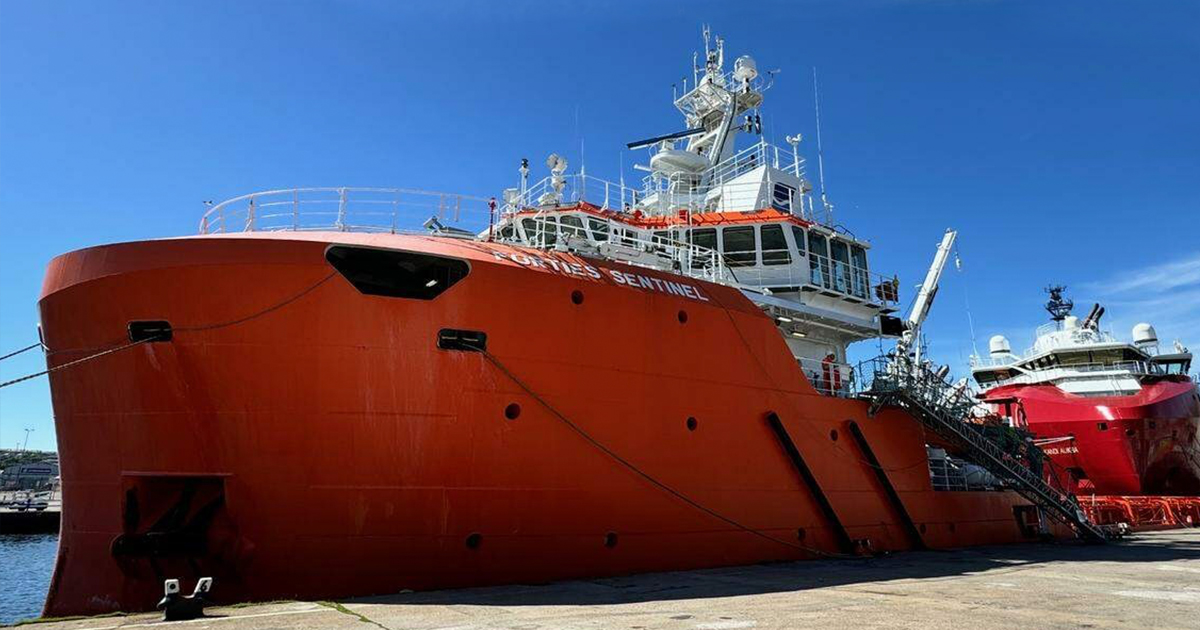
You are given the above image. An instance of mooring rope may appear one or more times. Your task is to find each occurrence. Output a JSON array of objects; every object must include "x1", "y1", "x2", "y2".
[
  {"x1": 0, "y1": 342, "x2": 43, "y2": 362},
  {"x1": 0, "y1": 339, "x2": 152, "y2": 389}
]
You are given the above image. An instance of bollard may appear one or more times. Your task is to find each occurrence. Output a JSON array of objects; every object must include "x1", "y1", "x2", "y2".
[{"x1": 157, "y1": 577, "x2": 213, "y2": 621}]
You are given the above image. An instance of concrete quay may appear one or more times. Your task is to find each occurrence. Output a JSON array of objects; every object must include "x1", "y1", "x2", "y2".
[{"x1": 16, "y1": 528, "x2": 1200, "y2": 630}]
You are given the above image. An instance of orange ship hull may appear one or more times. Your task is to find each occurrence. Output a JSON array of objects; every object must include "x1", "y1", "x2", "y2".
[{"x1": 39, "y1": 232, "x2": 1052, "y2": 616}]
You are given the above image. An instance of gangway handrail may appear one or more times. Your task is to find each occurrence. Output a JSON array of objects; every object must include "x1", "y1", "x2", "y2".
[{"x1": 855, "y1": 356, "x2": 1109, "y2": 542}]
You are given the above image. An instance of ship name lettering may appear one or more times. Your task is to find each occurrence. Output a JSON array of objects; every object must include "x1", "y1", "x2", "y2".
[
  {"x1": 607, "y1": 269, "x2": 709, "y2": 302},
  {"x1": 493, "y1": 250, "x2": 709, "y2": 301},
  {"x1": 492, "y1": 251, "x2": 602, "y2": 279}
]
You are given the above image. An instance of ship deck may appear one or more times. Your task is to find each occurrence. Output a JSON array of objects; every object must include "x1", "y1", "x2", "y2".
[{"x1": 21, "y1": 528, "x2": 1200, "y2": 630}]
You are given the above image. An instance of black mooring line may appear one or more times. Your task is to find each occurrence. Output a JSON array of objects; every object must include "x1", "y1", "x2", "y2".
[
  {"x1": 845, "y1": 420, "x2": 926, "y2": 550},
  {"x1": 765, "y1": 411, "x2": 856, "y2": 555}
]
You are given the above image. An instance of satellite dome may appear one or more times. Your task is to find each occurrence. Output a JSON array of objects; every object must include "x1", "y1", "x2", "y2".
[
  {"x1": 733, "y1": 55, "x2": 758, "y2": 82},
  {"x1": 1132, "y1": 323, "x2": 1158, "y2": 347},
  {"x1": 989, "y1": 335, "x2": 1011, "y2": 356}
]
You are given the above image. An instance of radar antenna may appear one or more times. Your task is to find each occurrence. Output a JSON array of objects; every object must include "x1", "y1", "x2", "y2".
[{"x1": 1044, "y1": 285, "x2": 1074, "y2": 322}]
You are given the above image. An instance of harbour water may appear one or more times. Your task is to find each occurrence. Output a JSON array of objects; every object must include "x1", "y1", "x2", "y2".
[{"x1": 0, "y1": 534, "x2": 56, "y2": 625}]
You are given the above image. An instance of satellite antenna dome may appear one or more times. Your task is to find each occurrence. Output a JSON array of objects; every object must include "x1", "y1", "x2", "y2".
[
  {"x1": 502, "y1": 187, "x2": 521, "y2": 205},
  {"x1": 1132, "y1": 323, "x2": 1158, "y2": 347},
  {"x1": 733, "y1": 55, "x2": 758, "y2": 82},
  {"x1": 546, "y1": 153, "x2": 568, "y2": 175},
  {"x1": 989, "y1": 335, "x2": 1011, "y2": 356}
]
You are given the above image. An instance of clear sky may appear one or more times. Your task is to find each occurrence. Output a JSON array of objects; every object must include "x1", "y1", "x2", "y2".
[{"x1": 2, "y1": 0, "x2": 1198, "y2": 452}]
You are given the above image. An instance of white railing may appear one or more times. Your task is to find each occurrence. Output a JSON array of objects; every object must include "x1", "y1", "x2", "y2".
[
  {"x1": 199, "y1": 187, "x2": 495, "y2": 235},
  {"x1": 673, "y1": 67, "x2": 772, "y2": 118},
  {"x1": 730, "y1": 251, "x2": 898, "y2": 308},
  {"x1": 706, "y1": 139, "x2": 805, "y2": 186},
  {"x1": 509, "y1": 174, "x2": 642, "y2": 214},
  {"x1": 497, "y1": 212, "x2": 897, "y2": 308},
  {"x1": 504, "y1": 216, "x2": 730, "y2": 283},
  {"x1": 509, "y1": 142, "x2": 811, "y2": 220},
  {"x1": 510, "y1": 176, "x2": 810, "y2": 231},
  {"x1": 639, "y1": 140, "x2": 805, "y2": 194},
  {"x1": 974, "y1": 359, "x2": 1164, "y2": 388},
  {"x1": 970, "y1": 354, "x2": 1019, "y2": 368}
]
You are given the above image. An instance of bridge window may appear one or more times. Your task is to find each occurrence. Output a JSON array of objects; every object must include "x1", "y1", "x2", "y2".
[
  {"x1": 722, "y1": 226, "x2": 757, "y2": 267},
  {"x1": 760, "y1": 224, "x2": 791, "y2": 265},
  {"x1": 850, "y1": 245, "x2": 869, "y2": 298},
  {"x1": 808, "y1": 232, "x2": 830, "y2": 288},
  {"x1": 791, "y1": 226, "x2": 806, "y2": 256},
  {"x1": 772, "y1": 183, "x2": 796, "y2": 212},
  {"x1": 689, "y1": 228, "x2": 717, "y2": 251},
  {"x1": 612, "y1": 227, "x2": 637, "y2": 247},
  {"x1": 520, "y1": 217, "x2": 558, "y2": 246},
  {"x1": 560, "y1": 215, "x2": 585, "y2": 237},
  {"x1": 830, "y1": 239, "x2": 851, "y2": 293},
  {"x1": 588, "y1": 218, "x2": 609, "y2": 241}
]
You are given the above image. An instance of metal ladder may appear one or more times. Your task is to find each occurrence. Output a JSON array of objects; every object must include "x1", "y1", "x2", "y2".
[{"x1": 858, "y1": 357, "x2": 1109, "y2": 543}]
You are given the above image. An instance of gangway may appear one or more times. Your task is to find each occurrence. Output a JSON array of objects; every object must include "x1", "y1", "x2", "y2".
[{"x1": 857, "y1": 356, "x2": 1109, "y2": 543}]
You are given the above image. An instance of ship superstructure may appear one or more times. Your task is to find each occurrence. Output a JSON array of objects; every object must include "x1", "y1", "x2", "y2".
[
  {"x1": 35, "y1": 32, "x2": 1097, "y2": 617},
  {"x1": 481, "y1": 30, "x2": 900, "y2": 391},
  {"x1": 972, "y1": 287, "x2": 1200, "y2": 496}
]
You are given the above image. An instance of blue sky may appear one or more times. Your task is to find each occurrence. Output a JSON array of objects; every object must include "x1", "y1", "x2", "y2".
[{"x1": 2, "y1": 0, "x2": 1198, "y2": 451}]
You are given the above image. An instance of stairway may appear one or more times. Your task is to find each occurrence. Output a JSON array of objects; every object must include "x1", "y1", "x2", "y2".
[{"x1": 857, "y1": 357, "x2": 1109, "y2": 543}]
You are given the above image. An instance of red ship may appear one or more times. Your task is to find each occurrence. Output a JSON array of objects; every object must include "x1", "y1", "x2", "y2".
[
  {"x1": 37, "y1": 33, "x2": 1095, "y2": 618},
  {"x1": 972, "y1": 287, "x2": 1200, "y2": 502}
]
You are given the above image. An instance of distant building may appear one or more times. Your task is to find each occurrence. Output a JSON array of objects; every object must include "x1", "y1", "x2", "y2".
[{"x1": 0, "y1": 460, "x2": 59, "y2": 490}]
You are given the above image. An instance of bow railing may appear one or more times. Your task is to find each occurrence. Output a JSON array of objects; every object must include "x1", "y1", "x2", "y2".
[{"x1": 199, "y1": 187, "x2": 494, "y2": 235}]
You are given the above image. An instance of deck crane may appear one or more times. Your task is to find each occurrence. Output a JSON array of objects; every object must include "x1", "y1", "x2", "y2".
[{"x1": 897, "y1": 229, "x2": 958, "y2": 370}]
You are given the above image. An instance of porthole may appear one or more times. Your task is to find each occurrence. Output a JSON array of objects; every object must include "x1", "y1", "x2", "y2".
[
  {"x1": 686, "y1": 417, "x2": 698, "y2": 431},
  {"x1": 604, "y1": 532, "x2": 618, "y2": 548},
  {"x1": 571, "y1": 290, "x2": 584, "y2": 305},
  {"x1": 948, "y1": 523, "x2": 956, "y2": 533},
  {"x1": 829, "y1": 429, "x2": 838, "y2": 442},
  {"x1": 796, "y1": 528, "x2": 807, "y2": 541},
  {"x1": 677, "y1": 310, "x2": 689, "y2": 324},
  {"x1": 919, "y1": 523, "x2": 927, "y2": 534},
  {"x1": 505, "y1": 403, "x2": 521, "y2": 420},
  {"x1": 465, "y1": 533, "x2": 482, "y2": 549}
]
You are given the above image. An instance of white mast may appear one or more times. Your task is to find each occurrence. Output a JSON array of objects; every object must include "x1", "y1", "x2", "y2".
[{"x1": 812, "y1": 67, "x2": 831, "y2": 223}]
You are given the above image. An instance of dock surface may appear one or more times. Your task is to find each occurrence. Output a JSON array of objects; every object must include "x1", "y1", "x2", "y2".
[{"x1": 17, "y1": 528, "x2": 1200, "y2": 630}]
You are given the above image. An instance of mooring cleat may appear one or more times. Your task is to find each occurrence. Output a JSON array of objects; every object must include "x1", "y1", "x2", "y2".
[{"x1": 156, "y1": 577, "x2": 212, "y2": 621}]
